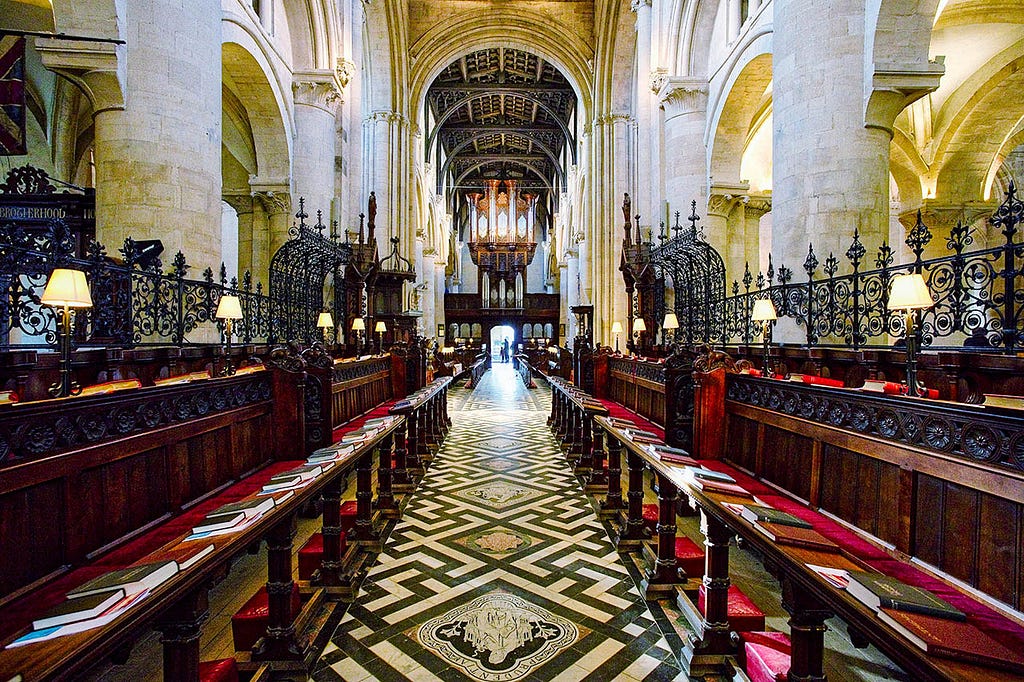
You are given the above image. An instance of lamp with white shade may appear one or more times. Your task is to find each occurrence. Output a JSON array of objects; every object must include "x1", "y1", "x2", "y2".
[
  {"x1": 317, "y1": 311, "x2": 334, "y2": 344},
  {"x1": 631, "y1": 317, "x2": 646, "y2": 356},
  {"x1": 215, "y1": 295, "x2": 243, "y2": 376},
  {"x1": 662, "y1": 312, "x2": 679, "y2": 345},
  {"x1": 351, "y1": 317, "x2": 366, "y2": 351},
  {"x1": 375, "y1": 320, "x2": 387, "y2": 353},
  {"x1": 887, "y1": 273, "x2": 933, "y2": 396},
  {"x1": 751, "y1": 298, "x2": 777, "y2": 375},
  {"x1": 611, "y1": 321, "x2": 622, "y2": 352},
  {"x1": 41, "y1": 268, "x2": 93, "y2": 397}
]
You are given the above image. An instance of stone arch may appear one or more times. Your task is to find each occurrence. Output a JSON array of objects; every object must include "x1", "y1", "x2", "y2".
[
  {"x1": 985, "y1": 125, "x2": 1024, "y2": 201},
  {"x1": 407, "y1": 11, "x2": 595, "y2": 133},
  {"x1": 221, "y1": 32, "x2": 293, "y2": 185},
  {"x1": 708, "y1": 45, "x2": 772, "y2": 185},
  {"x1": 670, "y1": 0, "x2": 725, "y2": 78},
  {"x1": 280, "y1": 0, "x2": 340, "y2": 71}
]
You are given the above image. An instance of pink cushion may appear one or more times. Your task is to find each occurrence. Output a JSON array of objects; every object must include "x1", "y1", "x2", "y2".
[
  {"x1": 698, "y1": 584, "x2": 765, "y2": 633},
  {"x1": 736, "y1": 631, "x2": 791, "y2": 668},
  {"x1": 642, "y1": 504, "x2": 659, "y2": 531},
  {"x1": 198, "y1": 658, "x2": 239, "y2": 682},
  {"x1": 745, "y1": 642, "x2": 790, "y2": 682},
  {"x1": 598, "y1": 399, "x2": 665, "y2": 439},
  {"x1": 674, "y1": 535, "x2": 705, "y2": 578},
  {"x1": 232, "y1": 583, "x2": 301, "y2": 652}
]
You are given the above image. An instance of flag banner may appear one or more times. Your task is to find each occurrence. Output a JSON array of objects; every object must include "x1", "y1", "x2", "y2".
[{"x1": 0, "y1": 35, "x2": 27, "y2": 156}]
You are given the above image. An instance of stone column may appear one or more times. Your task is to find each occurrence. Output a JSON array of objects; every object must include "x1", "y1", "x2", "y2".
[
  {"x1": 706, "y1": 190, "x2": 743, "y2": 279},
  {"x1": 434, "y1": 258, "x2": 447, "y2": 341},
  {"x1": 252, "y1": 188, "x2": 291, "y2": 283},
  {"x1": 660, "y1": 78, "x2": 709, "y2": 221},
  {"x1": 224, "y1": 193, "x2": 255, "y2": 278},
  {"x1": 86, "y1": 0, "x2": 222, "y2": 271},
  {"x1": 632, "y1": 0, "x2": 656, "y2": 223},
  {"x1": 773, "y1": 0, "x2": 940, "y2": 279},
  {"x1": 292, "y1": 71, "x2": 342, "y2": 219}
]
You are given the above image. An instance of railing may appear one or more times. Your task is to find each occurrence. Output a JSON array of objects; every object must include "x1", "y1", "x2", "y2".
[
  {"x1": 718, "y1": 184, "x2": 1024, "y2": 352},
  {"x1": 0, "y1": 221, "x2": 279, "y2": 349}
]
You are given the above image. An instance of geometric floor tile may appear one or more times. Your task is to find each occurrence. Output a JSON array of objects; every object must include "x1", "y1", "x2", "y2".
[
  {"x1": 312, "y1": 363, "x2": 685, "y2": 682},
  {"x1": 416, "y1": 591, "x2": 578, "y2": 681}
]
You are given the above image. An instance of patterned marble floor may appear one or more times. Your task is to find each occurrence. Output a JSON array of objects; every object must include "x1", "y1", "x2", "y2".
[{"x1": 312, "y1": 363, "x2": 685, "y2": 682}]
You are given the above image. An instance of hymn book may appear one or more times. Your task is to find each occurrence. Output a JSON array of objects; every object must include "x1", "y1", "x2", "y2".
[
  {"x1": 740, "y1": 504, "x2": 812, "y2": 529},
  {"x1": 846, "y1": 571, "x2": 965, "y2": 621},
  {"x1": 876, "y1": 608, "x2": 1024, "y2": 673},
  {"x1": 66, "y1": 561, "x2": 178, "y2": 600}
]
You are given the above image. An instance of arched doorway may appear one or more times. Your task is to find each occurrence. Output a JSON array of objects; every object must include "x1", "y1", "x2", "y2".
[{"x1": 490, "y1": 324, "x2": 514, "y2": 363}]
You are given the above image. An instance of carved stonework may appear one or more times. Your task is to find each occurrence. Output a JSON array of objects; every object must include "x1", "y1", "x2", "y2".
[
  {"x1": 293, "y1": 71, "x2": 342, "y2": 111},
  {"x1": 335, "y1": 58, "x2": 355, "y2": 90},
  {"x1": 898, "y1": 202, "x2": 995, "y2": 233},
  {"x1": 630, "y1": 0, "x2": 652, "y2": 11},
  {"x1": 252, "y1": 189, "x2": 291, "y2": 216},
  {"x1": 649, "y1": 68, "x2": 668, "y2": 94},
  {"x1": 659, "y1": 77, "x2": 708, "y2": 117}
]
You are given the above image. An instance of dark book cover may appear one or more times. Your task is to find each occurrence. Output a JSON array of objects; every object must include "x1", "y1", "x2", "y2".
[
  {"x1": 741, "y1": 504, "x2": 813, "y2": 528},
  {"x1": 689, "y1": 478, "x2": 755, "y2": 499},
  {"x1": 683, "y1": 466, "x2": 736, "y2": 484},
  {"x1": 33, "y1": 589, "x2": 127, "y2": 630},
  {"x1": 190, "y1": 511, "x2": 245, "y2": 534},
  {"x1": 847, "y1": 571, "x2": 965, "y2": 621},
  {"x1": 753, "y1": 522, "x2": 840, "y2": 552},
  {"x1": 878, "y1": 608, "x2": 1024, "y2": 673},
  {"x1": 66, "y1": 561, "x2": 178, "y2": 599},
  {"x1": 207, "y1": 497, "x2": 274, "y2": 519}
]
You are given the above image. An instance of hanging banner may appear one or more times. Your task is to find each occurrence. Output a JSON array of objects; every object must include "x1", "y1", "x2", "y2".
[{"x1": 0, "y1": 35, "x2": 27, "y2": 156}]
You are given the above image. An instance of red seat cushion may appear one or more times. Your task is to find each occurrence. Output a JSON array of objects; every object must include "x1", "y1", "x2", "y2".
[
  {"x1": 642, "y1": 503, "x2": 659, "y2": 532},
  {"x1": 198, "y1": 658, "x2": 239, "y2": 682},
  {"x1": 745, "y1": 642, "x2": 791, "y2": 682},
  {"x1": 698, "y1": 584, "x2": 765, "y2": 633},
  {"x1": 232, "y1": 583, "x2": 302, "y2": 652},
  {"x1": 340, "y1": 500, "x2": 358, "y2": 532},
  {"x1": 674, "y1": 535, "x2": 705, "y2": 578},
  {"x1": 736, "y1": 631, "x2": 791, "y2": 668},
  {"x1": 598, "y1": 399, "x2": 665, "y2": 440},
  {"x1": 298, "y1": 531, "x2": 348, "y2": 580}
]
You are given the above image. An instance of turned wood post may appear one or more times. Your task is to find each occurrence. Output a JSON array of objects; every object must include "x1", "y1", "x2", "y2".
[
  {"x1": 252, "y1": 512, "x2": 302, "y2": 661},
  {"x1": 392, "y1": 416, "x2": 414, "y2": 490},
  {"x1": 615, "y1": 447, "x2": 648, "y2": 548},
  {"x1": 376, "y1": 431, "x2": 398, "y2": 517},
  {"x1": 697, "y1": 508, "x2": 734, "y2": 655},
  {"x1": 783, "y1": 576, "x2": 833, "y2": 682},
  {"x1": 602, "y1": 433, "x2": 625, "y2": 513},
  {"x1": 349, "y1": 447, "x2": 379, "y2": 544},
  {"x1": 315, "y1": 470, "x2": 344, "y2": 588},
  {"x1": 649, "y1": 473, "x2": 681, "y2": 584},
  {"x1": 157, "y1": 588, "x2": 209, "y2": 682},
  {"x1": 588, "y1": 420, "x2": 608, "y2": 490}
]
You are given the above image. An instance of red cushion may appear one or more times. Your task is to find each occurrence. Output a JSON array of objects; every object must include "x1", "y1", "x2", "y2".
[
  {"x1": 298, "y1": 531, "x2": 348, "y2": 580},
  {"x1": 698, "y1": 584, "x2": 765, "y2": 633},
  {"x1": 598, "y1": 399, "x2": 665, "y2": 440},
  {"x1": 232, "y1": 583, "x2": 302, "y2": 652},
  {"x1": 340, "y1": 500, "x2": 358, "y2": 532},
  {"x1": 198, "y1": 658, "x2": 239, "y2": 682},
  {"x1": 736, "y1": 631, "x2": 791, "y2": 668},
  {"x1": 642, "y1": 504, "x2": 659, "y2": 531},
  {"x1": 745, "y1": 642, "x2": 790, "y2": 682},
  {"x1": 674, "y1": 535, "x2": 705, "y2": 578}
]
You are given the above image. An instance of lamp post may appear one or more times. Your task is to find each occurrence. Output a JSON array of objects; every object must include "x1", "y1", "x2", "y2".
[
  {"x1": 887, "y1": 273, "x2": 933, "y2": 396},
  {"x1": 216, "y1": 295, "x2": 243, "y2": 376},
  {"x1": 41, "y1": 268, "x2": 93, "y2": 398},
  {"x1": 662, "y1": 312, "x2": 679, "y2": 347},
  {"x1": 632, "y1": 317, "x2": 646, "y2": 356},
  {"x1": 375, "y1": 320, "x2": 387, "y2": 353},
  {"x1": 751, "y1": 298, "x2": 777, "y2": 375},
  {"x1": 611, "y1": 321, "x2": 622, "y2": 353},
  {"x1": 351, "y1": 317, "x2": 366, "y2": 353},
  {"x1": 317, "y1": 311, "x2": 334, "y2": 345}
]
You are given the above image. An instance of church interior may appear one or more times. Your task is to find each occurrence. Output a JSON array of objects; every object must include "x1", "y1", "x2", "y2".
[{"x1": 1, "y1": 0, "x2": 1023, "y2": 680}]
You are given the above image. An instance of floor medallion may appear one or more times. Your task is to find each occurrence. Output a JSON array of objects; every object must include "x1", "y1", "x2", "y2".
[
  {"x1": 455, "y1": 527, "x2": 535, "y2": 557},
  {"x1": 417, "y1": 592, "x2": 578, "y2": 681},
  {"x1": 453, "y1": 481, "x2": 543, "y2": 509}
]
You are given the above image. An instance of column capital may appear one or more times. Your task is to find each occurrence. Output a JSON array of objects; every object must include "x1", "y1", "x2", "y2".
[
  {"x1": 649, "y1": 67, "x2": 668, "y2": 94},
  {"x1": 631, "y1": 0, "x2": 652, "y2": 11},
  {"x1": 223, "y1": 192, "x2": 254, "y2": 215},
  {"x1": 336, "y1": 58, "x2": 355, "y2": 90},
  {"x1": 37, "y1": 39, "x2": 125, "y2": 113},
  {"x1": 865, "y1": 60, "x2": 945, "y2": 137},
  {"x1": 897, "y1": 200, "x2": 995, "y2": 232},
  {"x1": 292, "y1": 69, "x2": 342, "y2": 112},
  {"x1": 250, "y1": 179, "x2": 291, "y2": 215},
  {"x1": 659, "y1": 77, "x2": 708, "y2": 117}
]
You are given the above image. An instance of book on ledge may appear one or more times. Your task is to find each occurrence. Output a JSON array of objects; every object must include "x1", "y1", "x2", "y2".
[
  {"x1": 627, "y1": 434, "x2": 661, "y2": 445},
  {"x1": 260, "y1": 463, "x2": 329, "y2": 493},
  {"x1": 686, "y1": 477, "x2": 754, "y2": 499},
  {"x1": 740, "y1": 504, "x2": 813, "y2": 528},
  {"x1": 876, "y1": 608, "x2": 1024, "y2": 673},
  {"x1": 753, "y1": 522, "x2": 839, "y2": 552},
  {"x1": 32, "y1": 589, "x2": 127, "y2": 630},
  {"x1": 682, "y1": 466, "x2": 736, "y2": 484},
  {"x1": 308, "y1": 443, "x2": 355, "y2": 464},
  {"x1": 647, "y1": 445, "x2": 699, "y2": 467},
  {"x1": 8, "y1": 590, "x2": 151, "y2": 648},
  {"x1": 66, "y1": 561, "x2": 178, "y2": 600},
  {"x1": 189, "y1": 511, "x2": 246, "y2": 535},
  {"x1": 846, "y1": 571, "x2": 966, "y2": 621}
]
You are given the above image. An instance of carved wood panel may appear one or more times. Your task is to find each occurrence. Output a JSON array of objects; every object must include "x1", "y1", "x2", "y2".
[{"x1": 819, "y1": 445, "x2": 901, "y2": 546}]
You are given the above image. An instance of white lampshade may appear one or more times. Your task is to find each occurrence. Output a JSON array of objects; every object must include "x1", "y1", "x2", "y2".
[
  {"x1": 888, "y1": 274, "x2": 933, "y2": 311},
  {"x1": 663, "y1": 312, "x2": 679, "y2": 330},
  {"x1": 632, "y1": 318, "x2": 647, "y2": 333},
  {"x1": 375, "y1": 320, "x2": 387, "y2": 333},
  {"x1": 317, "y1": 311, "x2": 334, "y2": 329},
  {"x1": 41, "y1": 268, "x2": 92, "y2": 308},
  {"x1": 751, "y1": 299, "x2": 777, "y2": 322},
  {"x1": 611, "y1": 321, "x2": 623, "y2": 334},
  {"x1": 215, "y1": 294, "x2": 243, "y2": 320},
  {"x1": 351, "y1": 317, "x2": 366, "y2": 331}
]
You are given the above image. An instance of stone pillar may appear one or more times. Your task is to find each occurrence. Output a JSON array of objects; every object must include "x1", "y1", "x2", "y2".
[
  {"x1": 707, "y1": 190, "x2": 743, "y2": 279},
  {"x1": 292, "y1": 71, "x2": 342, "y2": 219},
  {"x1": 434, "y1": 258, "x2": 446, "y2": 340},
  {"x1": 224, "y1": 194, "x2": 255, "y2": 278},
  {"x1": 660, "y1": 79, "x2": 709, "y2": 222},
  {"x1": 773, "y1": 0, "x2": 939, "y2": 279},
  {"x1": 252, "y1": 188, "x2": 291, "y2": 283},
  {"x1": 87, "y1": 0, "x2": 222, "y2": 271},
  {"x1": 632, "y1": 0, "x2": 656, "y2": 223}
]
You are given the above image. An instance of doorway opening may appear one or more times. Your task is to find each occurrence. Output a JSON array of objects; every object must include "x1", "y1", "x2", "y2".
[{"x1": 490, "y1": 325, "x2": 514, "y2": 363}]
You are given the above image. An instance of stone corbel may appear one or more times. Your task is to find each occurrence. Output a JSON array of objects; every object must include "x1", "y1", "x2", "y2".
[
  {"x1": 707, "y1": 181, "x2": 750, "y2": 219},
  {"x1": 649, "y1": 68, "x2": 668, "y2": 94},
  {"x1": 898, "y1": 201, "x2": 995, "y2": 233},
  {"x1": 630, "y1": 0, "x2": 652, "y2": 11},
  {"x1": 865, "y1": 59, "x2": 945, "y2": 138},
  {"x1": 292, "y1": 69, "x2": 343, "y2": 112},
  {"x1": 250, "y1": 178, "x2": 291, "y2": 215},
  {"x1": 37, "y1": 38, "x2": 125, "y2": 114},
  {"x1": 658, "y1": 77, "x2": 708, "y2": 119},
  {"x1": 335, "y1": 58, "x2": 355, "y2": 90}
]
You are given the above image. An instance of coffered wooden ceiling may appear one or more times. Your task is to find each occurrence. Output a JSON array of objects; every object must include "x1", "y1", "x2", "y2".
[{"x1": 427, "y1": 48, "x2": 577, "y2": 197}]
